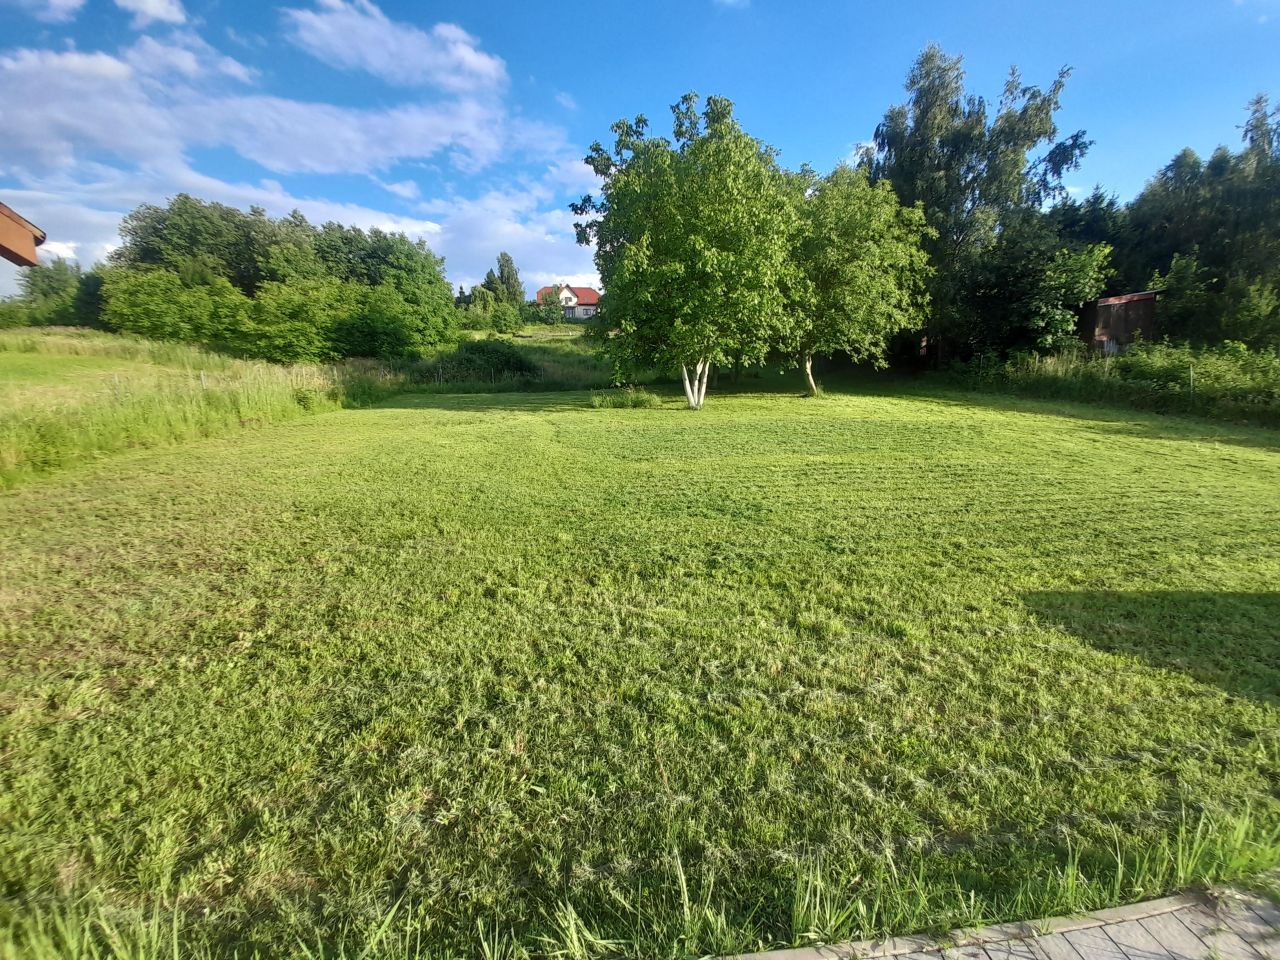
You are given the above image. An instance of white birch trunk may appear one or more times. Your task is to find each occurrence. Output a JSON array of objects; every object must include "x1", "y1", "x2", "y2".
[
  {"x1": 803, "y1": 354, "x2": 818, "y2": 396},
  {"x1": 680, "y1": 363, "x2": 696, "y2": 409},
  {"x1": 681, "y1": 359, "x2": 710, "y2": 410}
]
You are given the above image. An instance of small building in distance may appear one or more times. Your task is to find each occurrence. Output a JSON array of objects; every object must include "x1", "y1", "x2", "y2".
[
  {"x1": 1078, "y1": 290, "x2": 1159, "y2": 353},
  {"x1": 0, "y1": 202, "x2": 46, "y2": 268},
  {"x1": 533, "y1": 284, "x2": 600, "y2": 321}
]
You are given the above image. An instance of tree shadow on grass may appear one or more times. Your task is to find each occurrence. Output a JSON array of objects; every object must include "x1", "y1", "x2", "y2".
[{"x1": 1022, "y1": 590, "x2": 1280, "y2": 704}]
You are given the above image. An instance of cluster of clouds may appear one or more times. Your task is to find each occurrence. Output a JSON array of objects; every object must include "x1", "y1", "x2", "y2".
[{"x1": 0, "y1": 0, "x2": 601, "y2": 294}]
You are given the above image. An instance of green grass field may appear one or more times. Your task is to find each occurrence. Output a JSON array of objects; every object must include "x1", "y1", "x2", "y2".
[
  {"x1": 0, "y1": 329, "x2": 413, "y2": 488},
  {"x1": 1, "y1": 379, "x2": 1278, "y2": 958}
]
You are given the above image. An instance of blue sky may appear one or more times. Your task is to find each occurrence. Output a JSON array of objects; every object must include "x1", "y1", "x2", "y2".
[{"x1": 1, "y1": 0, "x2": 1276, "y2": 297}]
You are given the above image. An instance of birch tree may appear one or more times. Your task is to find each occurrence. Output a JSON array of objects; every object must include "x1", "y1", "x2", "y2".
[
  {"x1": 786, "y1": 165, "x2": 932, "y2": 394},
  {"x1": 574, "y1": 94, "x2": 796, "y2": 408}
]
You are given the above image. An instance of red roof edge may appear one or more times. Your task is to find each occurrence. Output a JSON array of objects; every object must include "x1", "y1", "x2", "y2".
[{"x1": 1095, "y1": 290, "x2": 1159, "y2": 306}]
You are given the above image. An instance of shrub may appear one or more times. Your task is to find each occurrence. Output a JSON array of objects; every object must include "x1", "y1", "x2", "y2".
[
  {"x1": 425, "y1": 337, "x2": 541, "y2": 384},
  {"x1": 0, "y1": 301, "x2": 29, "y2": 329},
  {"x1": 489, "y1": 301, "x2": 523, "y2": 334},
  {"x1": 245, "y1": 277, "x2": 352, "y2": 363},
  {"x1": 101, "y1": 269, "x2": 212, "y2": 342},
  {"x1": 953, "y1": 340, "x2": 1280, "y2": 426},
  {"x1": 590, "y1": 386, "x2": 662, "y2": 408},
  {"x1": 332, "y1": 283, "x2": 423, "y2": 359}
]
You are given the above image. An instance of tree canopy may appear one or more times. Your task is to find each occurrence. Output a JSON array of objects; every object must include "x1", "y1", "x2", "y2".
[
  {"x1": 575, "y1": 93, "x2": 798, "y2": 408},
  {"x1": 866, "y1": 45, "x2": 1100, "y2": 360},
  {"x1": 785, "y1": 166, "x2": 933, "y2": 394}
]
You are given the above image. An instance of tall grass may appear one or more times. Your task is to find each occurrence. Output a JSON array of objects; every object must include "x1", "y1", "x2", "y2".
[
  {"x1": 955, "y1": 341, "x2": 1280, "y2": 426},
  {"x1": 0, "y1": 329, "x2": 409, "y2": 488},
  {"x1": 0, "y1": 810, "x2": 1273, "y2": 959},
  {"x1": 590, "y1": 386, "x2": 662, "y2": 408},
  {"x1": 412, "y1": 335, "x2": 625, "y2": 393}
]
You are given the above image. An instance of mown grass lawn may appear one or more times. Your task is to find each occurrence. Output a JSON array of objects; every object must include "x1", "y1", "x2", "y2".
[{"x1": 1, "y1": 385, "x2": 1278, "y2": 958}]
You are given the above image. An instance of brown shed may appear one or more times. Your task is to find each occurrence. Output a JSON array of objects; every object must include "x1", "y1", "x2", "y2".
[
  {"x1": 0, "y1": 202, "x2": 46, "y2": 268},
  {"x1": 1078, "y1": 290, "x2": 1159, "y2": 353}
]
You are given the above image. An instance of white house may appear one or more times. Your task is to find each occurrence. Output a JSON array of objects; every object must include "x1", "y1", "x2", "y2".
[{"x1": 533, "y1": 284, "x2": 600, "y2": 320}]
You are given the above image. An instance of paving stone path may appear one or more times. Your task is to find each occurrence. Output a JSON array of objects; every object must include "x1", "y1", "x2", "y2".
[{"x1": 728, "y1": 891, "x2": 1279, "y2": 960}]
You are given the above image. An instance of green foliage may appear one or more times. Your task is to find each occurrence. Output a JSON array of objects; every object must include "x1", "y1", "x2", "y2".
[
  {"x1": 426, "y1": 336, "x2": 541, "y2": 383},
  {"x1": 521, "y1": 289, "x2": 565, "y2": 327},
  {"x1": 1149, "y1": 253, "x2": 1220, "y2": 343},
  {"x1": 459, "y1": 287, "x2": 522, "y2": 334},
  {"x1": 496, "y1": 251, "x2": 525, "y2": 305},
  {"x1": 313, "y1": 223, "x2": 453, "y2": 331},
  {"x1": 246, "y1": 277, "x2": 351, "y2": 363},
  {"x1": 111, "y1": 195, "x2": 299, "y2": 295},
  {"x1": 100, "y1": 269, "x2": 212, "y2": 342},
  {"x1": 867, "y1": 44, "x2": 1091, "y2": 356},
  {"x1": 71, "y1": 270, "x2": 106, "y2": 328},
  {"x1": 961, "y1": 215, "x2": 1112, "y2": 354},
  {"x1": 490, "y1": 301, "x2": 522, "y2": 335},
  {"x1": 459, "y1": 284, "x2": 499, "y2": 330},
  {"x1": 478, "y1": 252, "x2": 526, "y2": 306},
  {"x1": 576, "y1": 93, "x2": 798, "y2": 406},
  {"x1": 331, "y1": 283, "x2": 449, "y2": 359},
  {"x1": 1222, "y1": 276, "x2": 1280, "y2": 351},
  {"x1": 956, "y1": 340, "x2": 1280, "y2": 425},
  {"x1": 786, "y1": 165, "x2": 932, "y2": 391},
  {"x1": 1065, "y1": 96, "x2": 1280, "y2": 350},
  {"x1": 2, "y1": 383, "x2": 1278, "y2": 955},
  {"x1": 101, "y1": 195, "x2": 454, "y2": 360},
  {"x1": 13, "y1": 258, "x2": 82, "y2": 326},
  {"x1": 0, "y1": 300, "x2": 30, "y2": 329}
]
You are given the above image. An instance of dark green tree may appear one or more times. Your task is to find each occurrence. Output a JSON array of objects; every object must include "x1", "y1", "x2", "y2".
[
  {"x1": 496, "y1": 252, "x2": 524, "y2": 305},
  {"x1": 867, "y1": 45, "x2": 1091, "y2": 360},
  {"x1": 17, "y1": 258, "x2": 82, "y2": 325}
]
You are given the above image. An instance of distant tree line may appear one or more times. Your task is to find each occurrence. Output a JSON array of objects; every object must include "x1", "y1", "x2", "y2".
[
  {"x1": 1052, "y1": 96, "x2": 1280, "y2": 349},
  {"x1": 861, "y1": 45, "x2": 1280, "y2": 358},
  {"x1": 0, "y1": 197, "x2": 556, "y2": 361}
]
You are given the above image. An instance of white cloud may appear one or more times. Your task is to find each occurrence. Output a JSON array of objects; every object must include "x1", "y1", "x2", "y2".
[
  {"x1": 0, "y1": 48, "x2": 180, "y2": 170},
  {"x1": 224, "y1": 26, "x2": 266, "y2": 49},
  {"x1": 282, "y1": 0, "x2": 506, "y2": 93},
  {"x1": 375, "y1": 178, "x2": 422, "y2": 200},
  {"x1": 527, "y1": 271, "x2": 600, "y2": 289},
  {"x1": 10, "y1": 0, "x2": 86, "y2": 22},
  {"x1": 413, "y1": 182, "x2": 598, "y2": 291},
  {"x1": 188, "y1": 96, "x2": 506, "y2": 174},
  {"x1": 124, "y1": 33, "x2": 256, "y2": 83},
  {"x1": 0, "y1": 18, "x2": 594, "y2": 298},
  {"x1": 113, "y1": 0, "x2": 186, "y2": 28},
  {"x1": 555, "y1": 91, "x2": 578, "y2": 111},
  {"x1": 0, "y1": 44, "x2": 516, "y2": 178}
]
